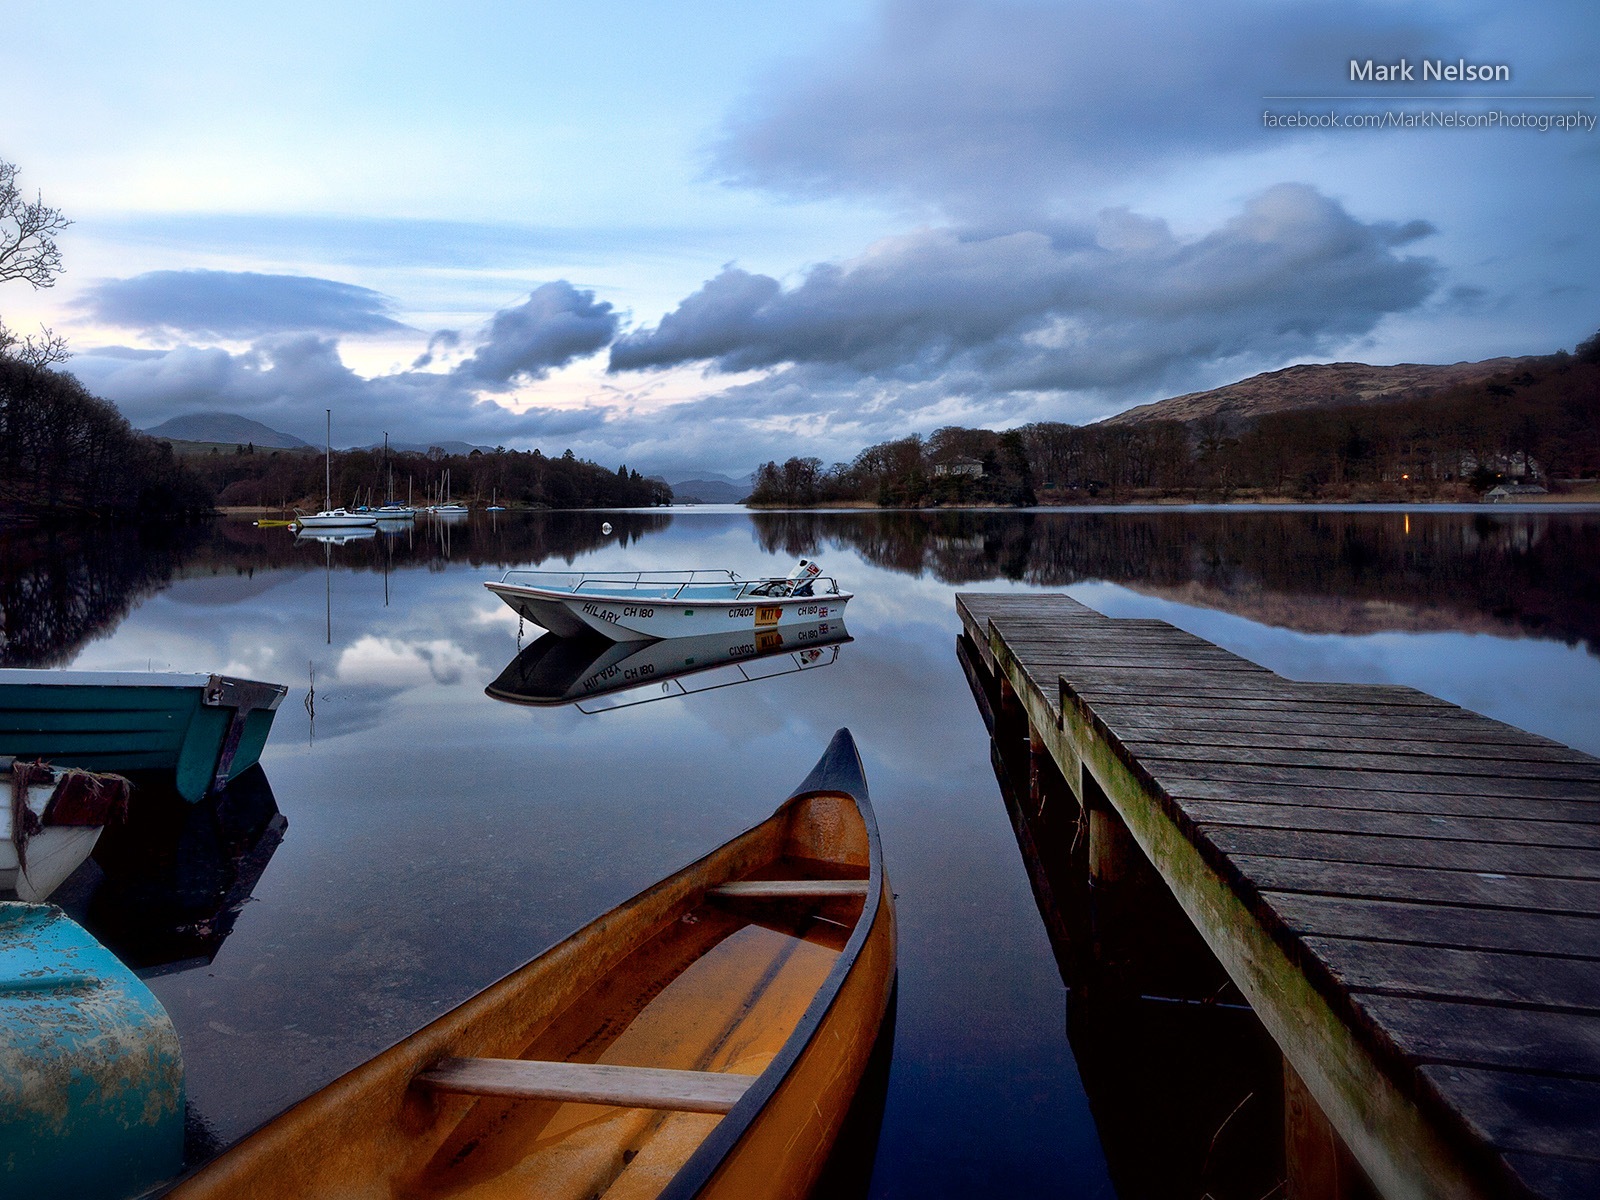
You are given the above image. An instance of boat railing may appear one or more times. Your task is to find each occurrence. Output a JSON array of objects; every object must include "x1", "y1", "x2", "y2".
[{"x1": 494, "y1": 568, "x2": 844, "y2": 599}]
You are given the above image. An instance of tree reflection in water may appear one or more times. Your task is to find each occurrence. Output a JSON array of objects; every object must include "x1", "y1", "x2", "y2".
[
  {"x1": 752, "y1": 509, "x2": 1600, "y2": 653},
  {"x1": 4, "y1": 507, "x2": 1598, "y2": 669},
  {"x1": 0, "y1": 511, "x2": 672, "y2": 666}
]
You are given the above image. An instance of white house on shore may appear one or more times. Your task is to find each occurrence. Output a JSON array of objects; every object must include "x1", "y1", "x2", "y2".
[{"x1": 932, "y1": 457, "x2": 985, "y2": 478}]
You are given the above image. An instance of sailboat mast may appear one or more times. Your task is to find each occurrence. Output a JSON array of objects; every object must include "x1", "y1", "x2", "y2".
[{"x1": 324, "y1": 409, "x2": 332, "y2": 510}]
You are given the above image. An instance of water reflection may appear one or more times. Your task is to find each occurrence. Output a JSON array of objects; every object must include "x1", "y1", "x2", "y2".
[
  {"x1": 486, "y1": 622, "x2": 851, "y2": 711},
  {"x1": 56, "y1": 765, "x2": 286, "y2": 978},
  {"x1": 7, "y1": 508, "x2": 1598, "y2": 670},
  {"x1": 750, "y1": 508, "x2": 1600, "y2": 651},
  {"x1": 3, "y1": 507, "x2": 1598, "y2": 1197}
]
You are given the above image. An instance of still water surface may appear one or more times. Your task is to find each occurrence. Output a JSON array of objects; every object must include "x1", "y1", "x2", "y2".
[{"x1": 7, "y1": 506, "x2": 1600, "y2": 1197}]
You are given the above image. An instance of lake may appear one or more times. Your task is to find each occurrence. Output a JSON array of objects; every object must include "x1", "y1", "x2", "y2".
[{"x1": 6, "y1": 504, "x2": 1600, "y2": 1198}]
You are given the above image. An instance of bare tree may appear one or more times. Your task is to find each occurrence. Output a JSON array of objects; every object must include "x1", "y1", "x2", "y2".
[{"x1": 0, "y1": 158, "x2": 72, "y2": 365}]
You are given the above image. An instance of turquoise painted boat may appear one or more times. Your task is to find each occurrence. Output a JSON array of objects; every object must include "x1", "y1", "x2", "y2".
[
  {"x1": 0, "y1": 670, "x2": 288, "y2": 803},
  {"x1": 0, "y1": 902, "x2": 185, "y2": 1198}
]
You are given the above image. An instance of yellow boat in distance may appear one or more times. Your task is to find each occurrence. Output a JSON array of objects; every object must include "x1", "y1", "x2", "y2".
[{"x1": 161, "y1": 729, "x2": 896, "y2": 1200}]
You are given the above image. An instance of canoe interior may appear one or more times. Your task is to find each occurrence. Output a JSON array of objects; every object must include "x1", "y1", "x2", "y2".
[{"x1": 167, "y1": 784, "x2": 885, "y2": 1200}]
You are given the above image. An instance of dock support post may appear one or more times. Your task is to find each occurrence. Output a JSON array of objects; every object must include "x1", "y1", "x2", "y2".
[
  {"x1": 1084, "y1": 772, "x2": 1133, "y2": 885},
  {"x1": 1028, "y1": 726, "x2": 1048, "y2": 812},
  {"x1": 1284, "y1": 1059, "x2": 1376, "y2": 1200},
  {"x1": 997, "y1": 673, "x2": 1023, "y2": 732}
]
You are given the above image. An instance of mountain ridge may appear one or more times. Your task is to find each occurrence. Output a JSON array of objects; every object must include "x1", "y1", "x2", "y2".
[
  {"x1": 1097, "y1": 356, "x2": 1544, "y2": 429},
  {"x1": 144, "y1": 412, "x2": 311, "y2": 448}
]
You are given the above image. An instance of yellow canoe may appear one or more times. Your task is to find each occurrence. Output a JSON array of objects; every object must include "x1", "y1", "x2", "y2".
[{"x1": 163, "y1": 728, "x2": 895, "y2": 1200}]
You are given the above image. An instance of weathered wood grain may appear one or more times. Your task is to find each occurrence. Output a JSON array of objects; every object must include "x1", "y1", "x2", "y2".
[
  {"x1": 1183, "y1": 801, "x2": 1600, "y2": 849},
  {"x1": 1302, "y1": 936, "x2": 1600, "y2": 1012}
]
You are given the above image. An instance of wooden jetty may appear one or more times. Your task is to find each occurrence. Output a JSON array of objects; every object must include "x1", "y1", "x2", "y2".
[{"x1": 956, "y1": 592, "x2": 1600, "y2": 1200}]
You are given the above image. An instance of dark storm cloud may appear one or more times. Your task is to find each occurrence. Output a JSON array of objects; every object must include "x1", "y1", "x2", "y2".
[
  {"x1": 79, "y1": 270, "x2": 410, "y2": 338},
  {"x1": 455, "y1": 282, "x2": 619, "y2": 386},
  {"x1": 714, "y1": 0, "x2": 1462, "y2": 211},
  {"x1": 612, "y1": 185, "x2": 1437, "y2": 392}
]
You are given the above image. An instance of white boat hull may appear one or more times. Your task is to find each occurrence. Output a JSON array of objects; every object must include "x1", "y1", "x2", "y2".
[
  {"x1": 297, "y1": 509, "x2": 378, "y2": 529},
  {"x1": 486, "y1": 581, "x2": 851, "y2": 642},
  {"x1": 0, "y1": 772, "x2": 105, "y2": 903}
]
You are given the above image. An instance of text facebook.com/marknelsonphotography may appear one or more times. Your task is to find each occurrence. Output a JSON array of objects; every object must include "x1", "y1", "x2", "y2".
[{"x1": 1263, "y1": 109, "x2": 1597, "y2": 132}]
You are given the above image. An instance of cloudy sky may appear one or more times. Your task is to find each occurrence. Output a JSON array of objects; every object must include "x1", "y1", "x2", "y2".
[{"x1": 3, "y1": 0, "x2": 1595, "y2": 476}]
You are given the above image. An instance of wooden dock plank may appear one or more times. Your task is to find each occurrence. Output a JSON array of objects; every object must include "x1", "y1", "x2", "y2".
[
  {"x1": 1231, "y1": 854, "x2": 1600, "y2": 916},
  {"x1": 1184, "y1": 800, "x2": 1600, "y2": 849},
  {"x1": 1269, "y1": 893, "x2": 1600, "y2": 960},
  {"x1": 1353, "y1": 995, "x2": 1600, "y2": 1079},
  {"x1": 1416, "y1": 1064, "x2": 1600, "y2": 1160},
  {"x1": 1129, "y1": 741, "x2": 1600, "y2": 783},
  {"x1": 1302, "y1": 937, "x2": 1600, "y2": 1012},
  {"x1": 1108, "y1": 725, "x2": 1597, "y2": 764},
  {"x1": 1207, "y1": 827, "x2": 1600, "y2": 879},
  {"x1": 1152, "y1": 759, "x2": 1600, "y2": 802},
  {"x1": 1094, "y1": 704, "x2": 1575, "y2": 748},
  {"x1": 1502, "y1": 1152, "x2": 1600, "y2": 1198},
  {"x1": 1166, "y1": 779, "x2": 1600, "y2": 824}
]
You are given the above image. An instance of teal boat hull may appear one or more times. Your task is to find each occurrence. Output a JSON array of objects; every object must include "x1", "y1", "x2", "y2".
[
  {"x1": 0, "y1": 670, "x2": 287, "y2": 803},
  {"x1": 0, "y1": 902, "x2": 184, "y2": 1198}
]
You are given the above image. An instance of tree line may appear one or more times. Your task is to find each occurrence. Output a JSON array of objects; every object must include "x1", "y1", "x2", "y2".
[
  {"x1": 0, "y1": 359, "x2": 213, "y2": 520},
  {"x1": 748, "y1": 339, "x2": 1600, "y2": 507},
  {"x1": 186, "y1": 443, "x2": 673, "y2": 511}
]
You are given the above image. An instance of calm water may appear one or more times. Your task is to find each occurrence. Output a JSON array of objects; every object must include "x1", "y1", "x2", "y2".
[{"x1": 7, "y1": 505, "x2": 1600, "y2": 1198}]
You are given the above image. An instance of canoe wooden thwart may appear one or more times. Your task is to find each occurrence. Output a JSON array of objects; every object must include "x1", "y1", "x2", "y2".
[
  {"x1": 415, "y1": 1058, "x2": 756, "y2": 1114},
  {"x1": 710, "y1": 880, "x2": 870, "y2": 898},
  {"x1": 161, "y1": 728, "x2": 895, "y2": 1200}
]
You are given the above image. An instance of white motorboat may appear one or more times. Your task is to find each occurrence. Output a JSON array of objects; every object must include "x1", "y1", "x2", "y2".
[{"x1": 485, "y1": 559, "x2": 851, "y2": 642}]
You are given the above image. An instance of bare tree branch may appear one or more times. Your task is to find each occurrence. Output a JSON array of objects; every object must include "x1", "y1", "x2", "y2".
[
  {"x1": 0, "y1": 318, "x2": 71, "y2": 367},
  {"x1": 0, "y1": 160, "x2": 73, "y2": 365},
  {"x1": 0, "y1": 159, "x2": 71, "y2": 289}
]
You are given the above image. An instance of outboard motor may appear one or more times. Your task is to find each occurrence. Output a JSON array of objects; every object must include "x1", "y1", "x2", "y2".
[
  {"x1": 752, "y1": 559, "x2": 823, "y2": 597},
  {"x1": 785, "y1": 559, "x2": 822, "y2": 596}
]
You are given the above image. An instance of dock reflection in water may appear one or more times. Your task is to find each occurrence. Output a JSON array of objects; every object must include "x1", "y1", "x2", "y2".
[
  {"x1": 958, "y1": 632, "x2": 1293, "y2": 1200},
  {"x1": 486, "y1": 621, "x2": 851, "y2": 712}
]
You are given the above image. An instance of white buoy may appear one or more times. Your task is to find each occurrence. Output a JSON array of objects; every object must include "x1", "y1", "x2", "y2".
[{"x1": 601, "y1": 522, "x2": 613, "y2": 534}]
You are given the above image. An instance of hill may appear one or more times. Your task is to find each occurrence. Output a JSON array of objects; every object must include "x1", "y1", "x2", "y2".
[
  {"x1": 1098, "y1": 357, "x2": 1542, "y2": 430},
  {"x1": 144, "y1": 412, "x2": 311, "y2": 448}
]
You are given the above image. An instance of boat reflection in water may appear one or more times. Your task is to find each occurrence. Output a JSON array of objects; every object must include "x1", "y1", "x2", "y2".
[
  {"x1": 56, "y1": 765, "x2": 287, "y2": 978},
  {"x1": 487, "y1": 621, "x2": 851, "y2": 713},
  {"x1": 293, "y1": 527, "x2": 377, "y2": 547}
]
